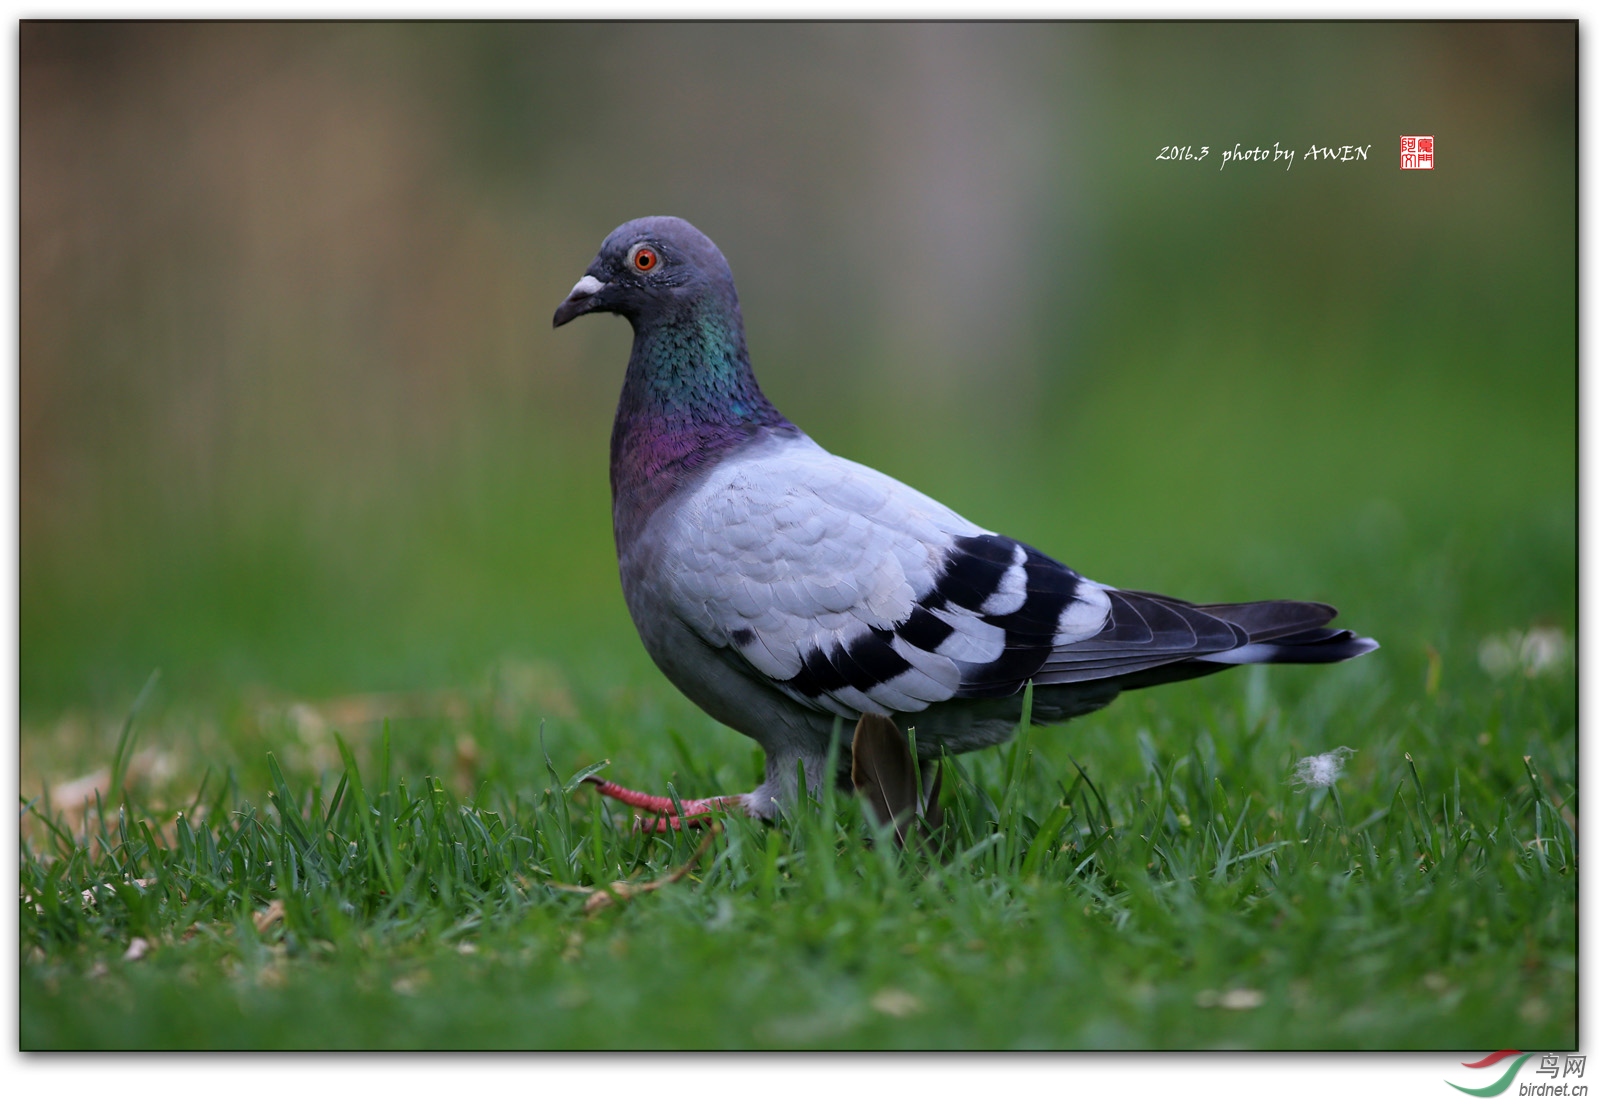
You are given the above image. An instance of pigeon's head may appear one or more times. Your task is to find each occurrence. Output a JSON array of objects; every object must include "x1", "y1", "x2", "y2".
[{"x1": 553, "y1": 216, "x2": 738, "y2": 329}]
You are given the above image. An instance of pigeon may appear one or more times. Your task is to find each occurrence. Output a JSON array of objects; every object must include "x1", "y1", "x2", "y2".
[{"x1": 552, "y1": 216, "x2": 1377, "y2": 828}]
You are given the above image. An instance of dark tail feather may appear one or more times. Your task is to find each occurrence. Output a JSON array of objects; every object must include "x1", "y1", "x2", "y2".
[
  {"x1": 1247, "y1": 626, "x2": 1381, "y2": 664},
  {"x1": 1110, "y1": 600, "x2": 1377, "y2": 691},
  {"x1": 1114, "y1": 631, "x2": 1377, "y2": 692},
  {"x1": 1137, "y1": 595, "x2": 1378, "y2": 663},
  {"x1": 1186, "y1": 598, "x2": 1337, "y2": 642},
  {"x1": 1031, "y1": 591, "x2": 1377, "y2": 694},
  {"x1": 1185, "y1": 598, "x2": 1378, "y2": 663}
]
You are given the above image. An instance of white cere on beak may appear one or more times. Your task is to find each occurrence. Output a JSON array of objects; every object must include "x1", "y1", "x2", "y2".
[{"x1": 568, "y1": 274, "x2": 605, "y2": 298}]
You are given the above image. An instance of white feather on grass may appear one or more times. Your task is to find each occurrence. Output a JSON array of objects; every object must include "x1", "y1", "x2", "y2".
[{"x1": 1292, "y1": 746, "x2": 1355, "y2": 789}]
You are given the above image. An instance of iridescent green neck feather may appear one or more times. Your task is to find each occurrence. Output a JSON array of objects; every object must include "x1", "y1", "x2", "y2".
[{"x1": 610, "y1": 286, "x2": 795, "y2": 543}]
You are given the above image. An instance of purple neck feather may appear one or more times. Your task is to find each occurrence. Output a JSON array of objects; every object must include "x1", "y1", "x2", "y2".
[{"x1": 610, "y1": 288, "x2": 796, "y2": 546}]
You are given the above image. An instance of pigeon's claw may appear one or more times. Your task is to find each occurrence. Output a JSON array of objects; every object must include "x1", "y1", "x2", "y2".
[{"x1": 583, "y1": 775, "x2": 748, "y2": 832}]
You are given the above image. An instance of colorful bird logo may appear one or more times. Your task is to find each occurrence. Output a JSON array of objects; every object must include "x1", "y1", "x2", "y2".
[{"x1": 1447, "y1": 1050, "x2": 1533, "y2": 1096}]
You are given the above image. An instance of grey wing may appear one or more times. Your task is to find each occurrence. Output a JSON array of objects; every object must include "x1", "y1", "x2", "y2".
[
  {"x1": 663, "y1": 438, "x2": 1118, "y2": 718},
  {"x1": 663, "y1": 439, "x2": 1372, "y2": 719}
]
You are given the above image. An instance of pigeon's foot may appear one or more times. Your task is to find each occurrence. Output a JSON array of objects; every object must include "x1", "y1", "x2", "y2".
[{"x1": 583, "y1": 776, "x2": 749, "y2": 832}]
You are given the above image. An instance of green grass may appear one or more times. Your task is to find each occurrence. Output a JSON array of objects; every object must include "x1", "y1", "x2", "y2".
[{"x1": 20, "y1": 589, "x2": 1576, "y2": 1049}]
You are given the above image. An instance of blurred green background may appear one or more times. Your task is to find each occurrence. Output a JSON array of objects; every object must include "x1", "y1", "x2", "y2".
[{"x1": 21, "y1": 21, "x2": 1573, "y2": 745}]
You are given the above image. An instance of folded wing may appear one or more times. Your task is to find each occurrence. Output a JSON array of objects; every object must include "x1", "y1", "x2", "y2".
[{"x1": 664, "y1": 436, "x2": 1374, "y2": 720}]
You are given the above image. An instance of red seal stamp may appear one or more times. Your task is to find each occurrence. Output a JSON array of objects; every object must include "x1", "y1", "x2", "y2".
[{"x1": 1401, "y1": 135, "x2": 1434, "y2": 169}]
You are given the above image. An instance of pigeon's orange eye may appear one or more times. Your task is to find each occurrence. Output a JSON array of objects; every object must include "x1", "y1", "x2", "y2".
[{"x1": 632, "y1": 247, "x2": 658, "y2": 272}]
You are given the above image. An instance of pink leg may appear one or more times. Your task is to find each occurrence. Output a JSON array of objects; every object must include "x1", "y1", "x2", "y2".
[{"x1": 583, "y1": 775, "x2": 748, "y2": 832}]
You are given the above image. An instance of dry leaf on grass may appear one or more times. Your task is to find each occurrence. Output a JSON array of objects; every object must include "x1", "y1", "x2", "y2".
[
  {"x1": 48, "y1": 768, "x2": 111, "y2": 812},
  {"x1": 253, "y1": 899, "x2": 285, "y2": 932},
  {"x1": 870, "y1": 988, "x2": 924, "y2": 1018},
  {"x1": 551, "y1": 825, "x2": 720, "y2": 915},
  {"x1": 1195, "y1": 987, "x2": 1265, "y2": 1010}
]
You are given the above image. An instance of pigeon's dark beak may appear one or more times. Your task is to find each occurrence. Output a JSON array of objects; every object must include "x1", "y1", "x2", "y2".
[{"x1": 552, "y1": 274, "x2": 607, "y2": 328}]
